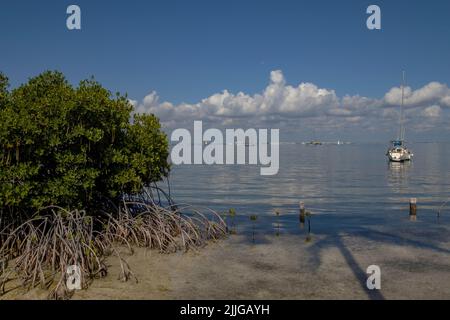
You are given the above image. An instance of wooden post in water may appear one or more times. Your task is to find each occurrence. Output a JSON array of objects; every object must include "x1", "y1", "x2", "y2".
[
  {"x1": 299, "y1": 202, "x2": 306, "y2": 226},
  {"x1": 410, "y1": 198, "x2": 417, "y2": 221}
]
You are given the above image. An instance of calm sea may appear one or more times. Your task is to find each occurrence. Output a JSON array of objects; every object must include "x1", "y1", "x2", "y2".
[{"x1": 168, "y1": 142, "x2": 450, "y2": 235}]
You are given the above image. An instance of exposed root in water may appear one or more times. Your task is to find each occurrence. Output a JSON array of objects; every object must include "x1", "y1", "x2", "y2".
[{"x1": 0, "y1": 203, "x2": 227, "y2": 300}]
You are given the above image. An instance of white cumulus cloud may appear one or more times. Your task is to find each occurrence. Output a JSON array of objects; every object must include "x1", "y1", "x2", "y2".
[{"x1": 132, "y1": 70, "x2": 450, "y2": 135}]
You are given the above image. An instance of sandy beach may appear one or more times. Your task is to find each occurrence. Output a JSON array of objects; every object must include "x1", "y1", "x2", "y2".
[{"x1": 3, "y1": 217, "x2": 450, "y2": 300}]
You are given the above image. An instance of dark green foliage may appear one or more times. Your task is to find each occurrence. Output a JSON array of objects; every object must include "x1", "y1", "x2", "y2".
[{"x1": 0, "y1": 71, "x2": 170, "y2": 216}]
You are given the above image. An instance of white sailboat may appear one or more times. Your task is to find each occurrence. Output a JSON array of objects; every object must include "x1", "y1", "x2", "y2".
[{"x1": 387, "y1": 71, "x2": 413, "y2": 162}]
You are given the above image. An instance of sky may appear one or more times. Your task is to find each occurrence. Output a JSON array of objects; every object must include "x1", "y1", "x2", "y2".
[{"x1": 1, "y1": 0, "x2": 450, "y2": 142}]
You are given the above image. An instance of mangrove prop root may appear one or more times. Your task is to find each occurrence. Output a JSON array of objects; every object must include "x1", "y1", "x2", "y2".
[{"x1": 0, "y1": 203, "x2": 227, "y2": 300}]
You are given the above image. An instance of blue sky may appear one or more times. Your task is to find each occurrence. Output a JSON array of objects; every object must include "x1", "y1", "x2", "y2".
[{"x1": 1, "y1": 0, "x2": 450, "y2": 141}]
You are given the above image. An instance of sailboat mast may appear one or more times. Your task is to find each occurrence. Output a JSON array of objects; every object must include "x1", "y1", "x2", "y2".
[{"x1": 399, "y1": 71, "x2": 406, "y2": 141}]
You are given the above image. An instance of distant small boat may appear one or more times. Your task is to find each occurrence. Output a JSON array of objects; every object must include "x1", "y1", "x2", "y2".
[
  {"x1": 307, "y1": 141, "x2": 322, "y2": 146},
  {"x1": 387, "y1": 71, "x2": 413, "y2": 162}
]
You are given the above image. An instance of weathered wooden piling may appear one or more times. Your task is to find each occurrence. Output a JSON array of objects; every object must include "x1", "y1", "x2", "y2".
[
  {"x1": 250, "y1": 214, "x2": 258, "y2": 243},
  {"x1": 410, "y1": 198, "x2": 417, "y2": 221},
  {"x1": 275, "y1": 210, "x2": 281, "y2": 236},
  {"x1": 299, "y1": 202, "x2": 306, "y2": 224}
]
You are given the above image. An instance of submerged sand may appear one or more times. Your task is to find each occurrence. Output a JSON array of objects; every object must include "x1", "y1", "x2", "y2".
[{"x1": 3, "y1": 219, "x2": 450, "y2": 300}]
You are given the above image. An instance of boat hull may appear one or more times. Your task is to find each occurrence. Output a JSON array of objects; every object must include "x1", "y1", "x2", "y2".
[
  {"x1": 387, "y1": 148, "x2": 412, "y2": 162},
  {"x1": 388, "y1": 156, "x2": 411, "y2": 162}
]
